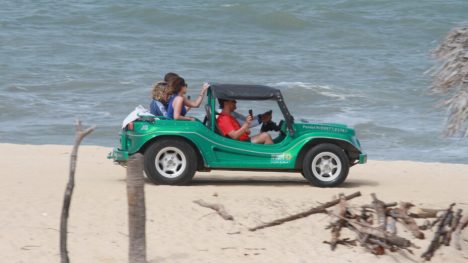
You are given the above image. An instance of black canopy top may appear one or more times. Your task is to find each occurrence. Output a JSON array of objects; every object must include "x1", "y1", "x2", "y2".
[{"x1": 210, "y1": 84, "x2": 282, "y2": 100}]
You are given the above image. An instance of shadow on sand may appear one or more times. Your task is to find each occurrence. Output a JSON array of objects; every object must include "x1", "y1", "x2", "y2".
[{"x1": 142, "y1": 176, "x2": 379, "y2": 188}]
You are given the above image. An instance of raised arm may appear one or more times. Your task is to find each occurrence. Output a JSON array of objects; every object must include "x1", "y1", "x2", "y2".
[{"x1": 183, "y1": 83, "x2": 209, "y2": 108}]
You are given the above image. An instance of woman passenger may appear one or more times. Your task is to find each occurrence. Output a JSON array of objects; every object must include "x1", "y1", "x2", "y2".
[{"x1": 166, "y1": 77, "x2": 209, "y2": 120}]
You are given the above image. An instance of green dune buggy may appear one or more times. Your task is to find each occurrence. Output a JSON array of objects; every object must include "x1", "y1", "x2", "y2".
[{"x1": 108, "y1": 84, "x2": 366, "y2": 187}]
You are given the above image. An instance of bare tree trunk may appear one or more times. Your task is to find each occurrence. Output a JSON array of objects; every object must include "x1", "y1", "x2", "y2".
[
  {"x1": 127, "y1": 153, "x2": 147, "y2": 263},
  {"x1": 60, "y1": 120, "x2": 95, "y2": 263}
]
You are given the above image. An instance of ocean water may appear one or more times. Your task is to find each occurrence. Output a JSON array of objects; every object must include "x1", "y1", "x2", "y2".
[{"x1": 1, "y1": 1, "x2": 467, "y2": 163}]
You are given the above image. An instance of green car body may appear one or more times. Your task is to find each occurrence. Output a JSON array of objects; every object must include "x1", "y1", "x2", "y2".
[{"x1": 109, "y1": 84, "x2": 366, "y2": 187}]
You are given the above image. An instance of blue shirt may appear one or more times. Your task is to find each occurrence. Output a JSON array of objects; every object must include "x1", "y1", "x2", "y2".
[
  {"x1": 167, "y1": 95, "x2": 187, "y2": 119},
  {"x1": 149, "y1": 99, "x2": 167, "y2": 117}
]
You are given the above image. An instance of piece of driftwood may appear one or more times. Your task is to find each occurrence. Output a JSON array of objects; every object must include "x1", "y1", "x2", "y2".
[
  {"x1": 362, "y1": 202, "x2": 397, "y2": 209},
  {"x1": 249, "y1": 191, "x2": 361, "y2": 232},
  {"x1": 127, "y1": 153, "x2": 147, "y2": 263},
  {"x1": 194, "y1": 199, "x2": 234, "y2": 220},
  {"x1": 386, "y1": 216, "x2": 397, "y2": 235},
  {"x1": 323, "y1": 238, "x2": 356, "y2": 248},
  {"x1": 330, "y1": 210, "x2": 416, "y2": 251},
  {"x1": 430, "y1": 215, "x2": 443, "y2": 228},
  {"x1": 371, "y1": 193, "x2": 387, "y2": 232},
  {"x1": 328, "y1": 194, "x2": 348, "y2": 250},
  {"x1": 360, "y1": 208, "x2": 373, "y2": 225},
  {"x1": 421, "y1": 203, "x2": 455, "y2": 261},
  {"x1": 345, "y1": 219, "x2": 413, "y2": 249},
  {"x1": 453, "y1": 215, "x2": 468, "y2": 250},
  {"x1": 389, "y1": 207, "x2": 425, "y2": 239},
  {"x1": 444, "y1": 209, "x2": 462, "y2": 246},
  {"x1": 419, "y1": 220, "x2": 432, "y2": 231},
  {"x1": 409, "y1": 208, "x2": 443, "y2": 219},
  {"x1": 60, "y1": 120, "x2": 95, "y2": 263}
]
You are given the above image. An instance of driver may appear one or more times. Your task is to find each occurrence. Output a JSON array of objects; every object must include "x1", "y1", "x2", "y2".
[{"x1": 216, "y1": 99, "x2": 273, "y2": 144}]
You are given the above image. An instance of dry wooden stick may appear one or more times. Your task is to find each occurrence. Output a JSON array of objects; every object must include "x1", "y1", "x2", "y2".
[
  {"x1": 194, "y1": 199, "x2": 234, "y2": 220},
  {"x1": 362, "y1": 202, "x2": 397, "y2": 209},
  {"x1": 409, "y1": 208, "x2": 443, "y2": 219},
  {"x1": 444, "y1": 209, "x2": 462, "y2": 246},
  {"x1": 386, "y1": 216, "x2": 397, "y2": 235},
  {"x1": 421, "y1": 203, "x2": 455, "y2": 261},
  {"x1": 248, "y1": 191, "x2": 361, "y2": 232},
  {"x1": 334, "y1": 211, "x2": 416, "y2": 256},
  {"x1": 371, "y1": 193, "x2": 387, "y2": 232},
  {"x1": 344, "y1": 218, "x2": 413, "y2": 249},
  {"x1": 389, "y1": 206, "x2": 425, "y2": 239},
  {"x1": 453, "y1": 215, "x2": 468, "y2": 250},
  {"x1": 329, "y1": 194, "x2": 348, "y2": 250},
  {"x1": 60, "y1": 120, "x2": 95, "y2": 263}
]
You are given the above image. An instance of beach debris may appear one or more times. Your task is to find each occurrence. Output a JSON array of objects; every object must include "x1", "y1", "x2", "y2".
[
  {"x1": 246, "y1": 191, "x2": 467, "y2": 260},
  {"x1": 248, "y1": 191, "x2": 361, "y2": 232},
  {"x1": 409, "y1": 207, "x2": 443, "y2": 219},
  {"x1": 322, "y1": 194, "x2": 466, "y2": 261},
  {"x1": 193, "y1": 199, "x2": 234, "y2": 220},
  {"x1": 454, "y1": 216, "x2": 468, "y2": 250},
  {"x1": 370, "y1": 193, "x2": 388, "y2": 232},
  {"x1": 326, "y1": 194, "x2": 348, "y2": 251},
  {"x1": 60, "y1": 120, "x2": 95, "y2": 263},
  {"x1": 421, "y1": 203, "x2": 456, "y2": 261},
  {"x1": 388, "y1": 203, "x2": 425, "y2": 239}
]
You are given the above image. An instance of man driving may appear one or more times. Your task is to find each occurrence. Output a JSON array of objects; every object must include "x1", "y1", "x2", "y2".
[{"x1": 216, "y1": 99, "x2": 273, "y2": 144}]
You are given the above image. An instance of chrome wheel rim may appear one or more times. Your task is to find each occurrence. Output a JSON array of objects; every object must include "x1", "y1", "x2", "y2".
[
  {"x1": 155, "y1": 147, "x2": 186, "y2": 179},
  {"x1": 311, "y1": 152, "x2": 342, "y2": 182}
]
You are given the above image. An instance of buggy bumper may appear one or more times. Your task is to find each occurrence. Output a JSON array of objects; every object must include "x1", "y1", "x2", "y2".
[
  {"x1": 108, "y1": 148, "x2": 129, "y2": 163},
  {"x1": 359, "y1": 153, "x2": 367, "y2": 164}
]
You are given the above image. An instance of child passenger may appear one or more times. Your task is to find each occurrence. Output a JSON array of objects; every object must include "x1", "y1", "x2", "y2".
[{"x1": 150, "y1": 81, "x2": 170, "y2": 117}]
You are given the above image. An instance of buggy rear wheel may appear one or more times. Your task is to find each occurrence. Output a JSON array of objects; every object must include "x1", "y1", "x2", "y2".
[
  {"x1": 302, "y1": 143, "x2": 349, "y2": 187},
  {"x1": 144, "y1": 139, "x2": 197, "y2": 185}
]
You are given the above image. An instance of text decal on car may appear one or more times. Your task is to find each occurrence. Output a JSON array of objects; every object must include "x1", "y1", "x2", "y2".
[
  {"x1": 301, "y1": 125, "x2": 347, "y2": 133},
  {"x1": 271, "y1": 153, "x2": 292, "y2": 164}
]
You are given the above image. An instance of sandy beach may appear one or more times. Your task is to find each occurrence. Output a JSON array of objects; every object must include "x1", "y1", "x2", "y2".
[{"x1": 1, "y1": 143, "x2": 467, "y2": 263}]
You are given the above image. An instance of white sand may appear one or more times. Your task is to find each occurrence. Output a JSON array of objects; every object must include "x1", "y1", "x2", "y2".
[{"x1": 1, "y1": 143, "x2": 467, "y2": 263}]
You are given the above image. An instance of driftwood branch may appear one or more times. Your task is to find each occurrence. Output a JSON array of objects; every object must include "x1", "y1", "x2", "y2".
[
  {"x1": 454, "y1": 215, "x2": 468, "y2": 250},
  {"x1": 386, "y1": 216, "x2": 397, "y2": 235},
  {"x1": 328, "y1": 194, "x2": 348, "y2": 250},
  {"x1": 127, "y1": 153, "x2": 147, "y2": 263},
  {"x1": 60, "y1": 120, "x2": 95, "y2": 263},
  {"x1": 249, "y1": 191, "x2": 361, "y2": 232},
  {"x1": 421, "y1": 203, "x2": 455, "y2": 261},
  {"x1": 444, "y1": 209, "x2": 462, "y2": 246},
  {"x1": 389, "y1": 204, "x2": 425, "y2": 239},
  {"x1": 334, "y1": 214, "x2": 414, "y2": 249},
  {"x1": 193, "y1": 199, "x2": 234, "y2": 221},
  {"x1": 409, "y1": 208, "x2": 443, "y2": 219},
  {"x1": 370, "y1": 193, "x2": 387, "y2": 231}
]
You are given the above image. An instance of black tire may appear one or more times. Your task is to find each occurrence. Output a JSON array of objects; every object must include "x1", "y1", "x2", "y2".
[
  {"x1": 302, "y1": 143, "x2": 349, "y2": 187},
  {"x1": 143, "y1": 139, "x2": 197, "y2": 185}
]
